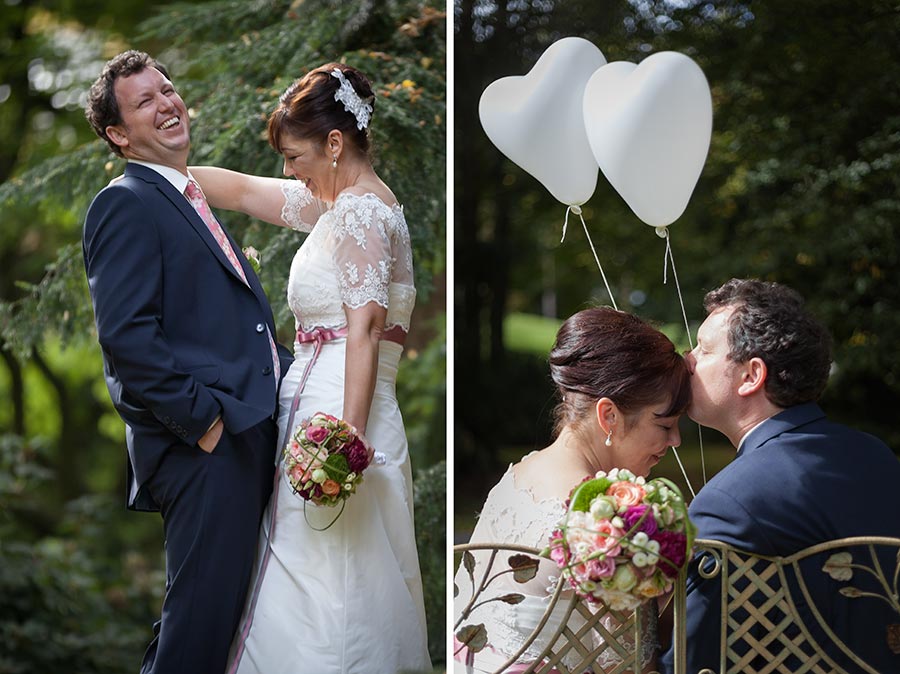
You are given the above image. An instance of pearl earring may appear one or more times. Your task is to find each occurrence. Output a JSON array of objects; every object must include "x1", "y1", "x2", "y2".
[
  {"x1": 605, "y1": 431, "x2": 612, "y2": 447},
  {"x1": 332, "y1": 155, "x2": 337, "y2": 169}
]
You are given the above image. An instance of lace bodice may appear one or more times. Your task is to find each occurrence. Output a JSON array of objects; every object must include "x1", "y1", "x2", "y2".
[
  {"x1": 280, "y1": 181, "x2": 416, "y2": 333},
  {"x1": 455, "y1": 465, "x2": 658, "y2": 671}
]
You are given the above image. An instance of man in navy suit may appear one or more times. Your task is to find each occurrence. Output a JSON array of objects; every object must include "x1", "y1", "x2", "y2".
[
  {"x1": 660, "y1": 278, "x2": 900, "y2": 673},
  {"x1": 83, "y1": 51, "x2": 291, "y2": 674}
]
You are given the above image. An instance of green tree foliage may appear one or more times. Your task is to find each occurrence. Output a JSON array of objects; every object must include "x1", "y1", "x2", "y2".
[
  {"x1": 413, "y1": 459, "x2": 446, "y2": 663},
  {"x1": 455, "y1": 0, "x2": 900, "y2": 507},
  {"x1": 1, "y1": 1, "x2": 445, "y2": 670}
]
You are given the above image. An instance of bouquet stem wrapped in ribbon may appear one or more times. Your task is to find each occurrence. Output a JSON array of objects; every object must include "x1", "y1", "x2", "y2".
[
  {"x1": 544, "y1": 468, "x2": 695, "y2": 612},
  {"x1": 282, "y1": 412, "x2": 372, "y2": 530}
]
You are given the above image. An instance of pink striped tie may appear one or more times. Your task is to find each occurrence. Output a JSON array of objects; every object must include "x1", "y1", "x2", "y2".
[{"x1": 185, "y1": 179, "x2": 248, "y2": 284}]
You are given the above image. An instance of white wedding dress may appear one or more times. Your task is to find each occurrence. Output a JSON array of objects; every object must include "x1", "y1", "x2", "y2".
[
  {"x1": 227, "y1": 182, "x2": 430, "y2": 674},
  {"x1": 453, "y1": 462, "x2": 657, "y2": 673}
]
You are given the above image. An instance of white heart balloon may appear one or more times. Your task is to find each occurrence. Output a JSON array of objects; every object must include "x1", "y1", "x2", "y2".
[
  {"x1": 479, "y1": 37, "x2": 607, "y2": 206},
  {"x1": 583, "y1": 51, "x2": 713, "y2": 227}
]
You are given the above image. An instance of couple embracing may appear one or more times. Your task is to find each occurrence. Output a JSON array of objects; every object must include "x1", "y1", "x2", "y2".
[
  {"x1": 457, "y1": 279, "x2": 900, "y2": 673},
  {"x1": 82, "y1": 51, "x2": 430, "y2": 674}
]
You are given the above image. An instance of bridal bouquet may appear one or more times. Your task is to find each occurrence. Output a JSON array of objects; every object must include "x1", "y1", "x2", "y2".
[
  {"x1": 282, "y1": 412, "x2": 371, "y2": 509},
  {"x1": 545, "y1": 468, "x2": 695, "y2": 612}
]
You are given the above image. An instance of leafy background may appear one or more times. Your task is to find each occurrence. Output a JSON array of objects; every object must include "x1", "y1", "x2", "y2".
[{"x1": 0, "y1": 1, "x2": 446, "y2": 671}]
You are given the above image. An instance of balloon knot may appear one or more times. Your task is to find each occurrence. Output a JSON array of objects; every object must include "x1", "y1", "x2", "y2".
[
  {"x1": 655, "y1": 226, "x2": 668, "y2": 239},
  {"x1": 569, "y1": 204, "x2": 582, "y2": 215}
]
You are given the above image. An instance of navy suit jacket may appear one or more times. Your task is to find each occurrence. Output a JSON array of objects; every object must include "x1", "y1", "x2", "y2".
[
  {"x1": 83, "y1": 162, "x2": 292, "y2": 510},
  {"x1": 661, "y1": 403, "x2": 900, "y2": 673}
]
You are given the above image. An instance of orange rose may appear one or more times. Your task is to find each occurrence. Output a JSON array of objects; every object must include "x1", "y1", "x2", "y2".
[
  {"x1": 321, "y1": 479, "x2": 341, "y2": 497},
  {"x1": 606, "y1": 481, "x2": 645, "y2": 509}
]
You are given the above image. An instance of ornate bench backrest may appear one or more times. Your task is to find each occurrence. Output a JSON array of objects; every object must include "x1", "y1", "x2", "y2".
[
  {"x1": 454, "y1": 542, "x2": 662, "y2": 674},
  {"x1": 692, "y1": 536, "x2": 900, "y2": 674}
]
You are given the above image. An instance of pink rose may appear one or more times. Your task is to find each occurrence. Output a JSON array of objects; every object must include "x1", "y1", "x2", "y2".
[
  {"x1": 606, "y1": 481, "x2": 646, "y2": 509},
  {"x1": 321, "y1": 479, "x2": 341, "y2": 497},
  {"x1": 306, "y1": 424, "x2": 329, "y2": 444},
  {"x1": 548, "y1": 532, "x2": 569, "y2": 568},
  {"x1": 586, "y1": 557, "x2": 616, "y2": 579},
  {"x1": 289, "y1": 440, "x2": 304, "y2": 460},
  {"x1": 590, "y1": 520, "x2": 624, "y2": 558},
  {"x1": 290, "y1": 464, "x2": 309, "y2": 485}
]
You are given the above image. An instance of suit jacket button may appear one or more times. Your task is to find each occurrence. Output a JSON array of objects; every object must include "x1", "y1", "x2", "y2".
[
  {"x1": 255, "y1": 323, "x2": 265, "y2": 333},
  {"x1": 262, "y1": 366, "x2": 272, "y2": 375}
]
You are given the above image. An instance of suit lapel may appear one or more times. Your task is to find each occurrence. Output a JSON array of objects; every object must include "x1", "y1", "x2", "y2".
[
  {"x1": 124, "y1": 163, "x2": 277, "y2": 330},
  {"x1": 125, "y1": 164, "x2": 255, "y2": 289}
]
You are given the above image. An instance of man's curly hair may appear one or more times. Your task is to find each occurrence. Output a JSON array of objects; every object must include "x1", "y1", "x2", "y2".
[{"x1": 704, "y1": 278, "x2": 832, "y2": 408}]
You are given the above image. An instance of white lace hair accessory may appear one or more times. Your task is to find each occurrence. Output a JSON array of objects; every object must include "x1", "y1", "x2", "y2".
[{"x1": 331, "y1": 68, "x2": 374, "y2": 130}]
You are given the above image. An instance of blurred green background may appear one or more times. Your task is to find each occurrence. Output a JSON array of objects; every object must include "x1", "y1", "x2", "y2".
[
  {"x1": 0, "y1": 1, "x2": 446, "y2": 672},
  {"x1": 454, "y1": 0, "x2": 900, "y2": 541}
]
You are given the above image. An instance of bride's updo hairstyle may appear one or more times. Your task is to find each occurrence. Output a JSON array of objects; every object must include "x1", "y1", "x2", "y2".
[
  {"x1": 549, "y1": 307, "x2": 691, "y2": 436},
  {"x1": 267, "y1": 63, "x2": 374, "y2": 157}
]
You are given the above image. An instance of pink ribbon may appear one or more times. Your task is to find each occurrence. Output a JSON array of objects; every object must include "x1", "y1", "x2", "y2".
[{"x1": 227, "y1": 325, "x2": 348, "y2": 674}]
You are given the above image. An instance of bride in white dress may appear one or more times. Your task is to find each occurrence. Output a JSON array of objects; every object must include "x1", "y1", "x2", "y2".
[
  {"x1": 454, "y1": 308, "x2": 691, "y2": 673},
  {"x1": 192, "y1": 63, "x2": 430, "y2": 674}
]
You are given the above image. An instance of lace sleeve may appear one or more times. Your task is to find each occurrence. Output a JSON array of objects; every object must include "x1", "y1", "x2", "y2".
[
  {"x1": 330, "y1": 198, "x2": 393, "y2": 310},
  {"x1": 279, "y1": 180, "x2": 319, "y2": 232}
]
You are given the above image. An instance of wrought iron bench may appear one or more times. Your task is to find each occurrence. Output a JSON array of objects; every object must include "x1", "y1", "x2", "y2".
[
  {"x1": 453, "y1": 537, "x2": 900, "y2": 674},
  {"x1": 690, "y1": 536, "x2": 900, "y2": 674},
  {"x1": 454, "y1": 541, "x2": 671, "y2": 674}
]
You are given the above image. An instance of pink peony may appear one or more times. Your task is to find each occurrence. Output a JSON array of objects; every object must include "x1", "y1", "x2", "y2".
[
  {"x1": 306, "y1": 424, "x2": 329, "y2": 444},
  {"x1": 621, "y1": 504, "x2": 658, "y2": 536},
  {"x1": 606, "y1": 481, "x2": 646, "y2": 509},
  {"x1": 652, "y1": 530, "x2": 688, "y2": 577}
]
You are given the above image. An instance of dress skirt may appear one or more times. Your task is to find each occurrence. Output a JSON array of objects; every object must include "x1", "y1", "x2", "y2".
[{"x1": 227, "y1": 337, "x2": 430, "y2": 674}]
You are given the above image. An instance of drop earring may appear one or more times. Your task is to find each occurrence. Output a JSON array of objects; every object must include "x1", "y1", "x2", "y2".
[
  {"x1": 605, "y1": 431, "x2": 612, "y2": 447},
  {"x1": 332, "y1": 155, "x2": 337, "y2": 169}
]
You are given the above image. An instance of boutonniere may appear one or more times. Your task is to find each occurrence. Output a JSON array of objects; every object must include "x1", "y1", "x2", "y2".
[{"x1": 242, "y1": 246, "x2": 261, "y2": 274}]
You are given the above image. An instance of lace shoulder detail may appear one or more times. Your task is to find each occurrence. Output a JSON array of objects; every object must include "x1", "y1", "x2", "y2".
[
  {"x1": 478, "y1": 467, "x2": 566, "y2": 548},
  {"x1": 328, "y1": 192, "x2": 407, "y2": 310},
  {"x1": 279, "y1": 180, "x2": 316, "y2": 232}
]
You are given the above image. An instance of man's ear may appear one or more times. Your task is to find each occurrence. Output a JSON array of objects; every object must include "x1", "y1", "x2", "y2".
[
  {"x1": 737, "y1": 357, "x2": 767, "y2": 397},
  {"x1": 105, "y1": 125, "x2": 128, "y2": 151}
]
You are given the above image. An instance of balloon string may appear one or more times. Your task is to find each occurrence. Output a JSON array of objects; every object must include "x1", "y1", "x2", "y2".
[
  {"x1": 669, "y1": 447, "x2": 696, "y2": 500},
  {"x1": 661, "y1": 227, "x2": 707, "y2": 493},
  {"x1": 562, "y1": 206, "x2": 618, "y2": 310}
]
